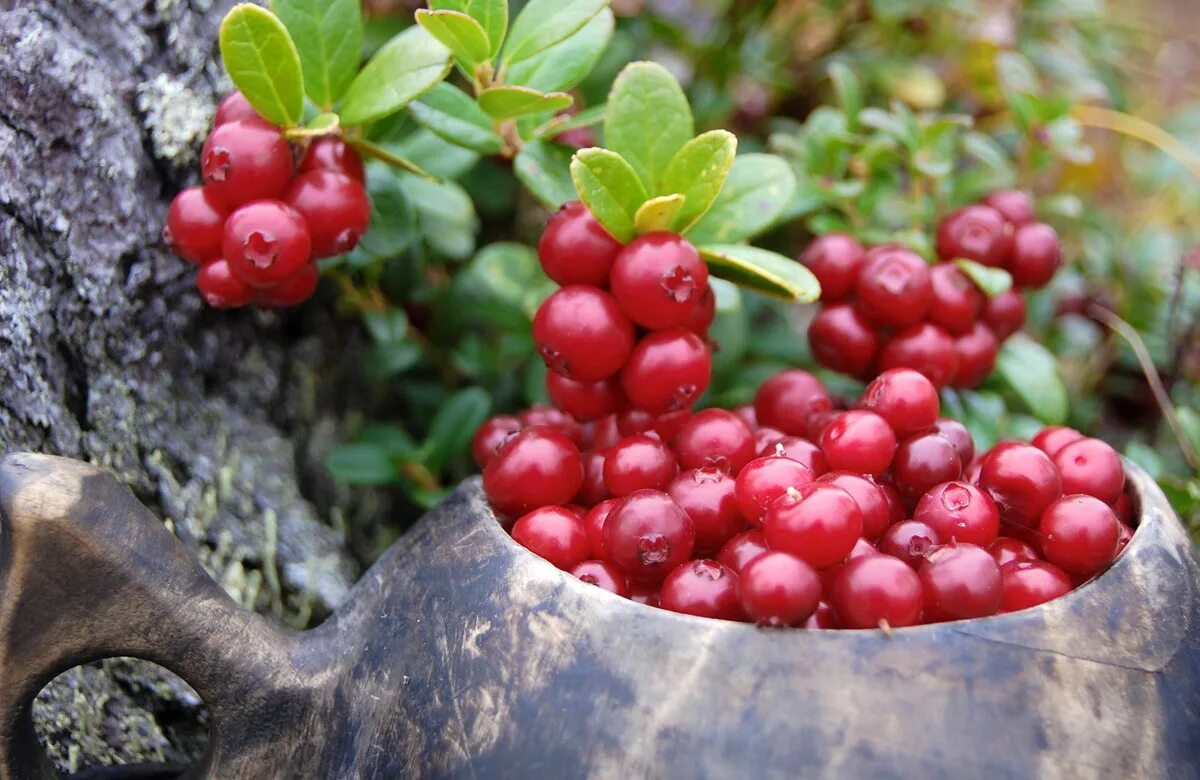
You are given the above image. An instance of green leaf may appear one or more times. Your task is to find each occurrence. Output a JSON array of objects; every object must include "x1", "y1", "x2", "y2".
[
  {"x1": 464, "y1": 242, "x2": 555, "y2": 319},
  {"x1": 409, "y1": 83, "x2": 501, "y2": 154},
  {"x1": 536, "y1": 103, "x2": 605, "y2": 139},
  {"x1": 569, "y1": 148, "x2": 648, "y2": 242},
  {"x1": 828, "y1": 61, "x2": 862, "y2": 128},
  {"x1": 604, "y1": 61, "x2": 693, "y2": 193},
  {"x1": 219, "y1": 4, "x2": 305, "y2": 127},
  {"x1": 995, "y1": 335, "x2": 1069, "y2": 425},
  {"x1": 505, "y1": 9, "x2": 614, "y2": 94},
  {"x1": 325, "y1": 443, "x2": 398, "y2": 485},
  {"x1": 634, "y1": 194, "x2": 685, "y2": 235},
  {"x1": 430, "y1": 0, "x2": 507, "y2": 57},
  {"x1": 398, "y1": 173, "x2": 479, "y2": 260},
  {"x1": 699, "y1": 244, "x2": 821, "y2": 302},
  {"x1": 686, "y1": 154, "x2": 797, "y2": 244},
  {"x1": 501, "y1": 0, "x2": 608, "y2": 65},
  {"x1": 421, "y1": 387, "x2": 492, "y2": 472},
  {"x1": 340, "y1": 26, "x2": 452, "y2": 126},
  {"x1": 415, "y1": 9, "x2": 490, "y2": 75},
  {"x1": 352, "y1": 163, "x2": 417, "y2": 259},
  {"x1": 659, "y1": 130, "x2": 737, "y2": 232},
  {"x1": 954, "y1": 258, "x2": 1014, "y2": 297},
  {"x1": 270, "y1": 0, "x2": 362, "y2": 109},
  {"x1": 514, "y1": 140, "x2": 577, "y2": 209},
  {"x1": 477, "y1": 85, "x2": 572, "y2": 119}
]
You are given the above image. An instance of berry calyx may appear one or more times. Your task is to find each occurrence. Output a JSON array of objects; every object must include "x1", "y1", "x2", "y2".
[
  {"x1": 913, "y1": 481, "x2": 1000, "y2": 547},
  {"x1": 603, "y1": 490, "x2": 696, "y2": 582},
  {"x1": 201, "y1": 120, "x2": 294, "y2": 208},
  {"x1": 879, "y1": 519, "x2": 941, "y2": 569},
  {"x1": 538, "y1": 201, "x2": 623, "y2": 287},
  {"x1": 610, "y1": 232, "x2": 708, "y2": 329},
  {"x1": 571, "y1": 560, "x2": 630, "y2": 597},
  {"x1": 221, "y1": 200, "x2": 312, "y2": 288}
]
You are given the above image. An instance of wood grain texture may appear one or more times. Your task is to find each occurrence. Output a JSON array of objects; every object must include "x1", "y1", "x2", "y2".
[{"x1": 1, "y1": 451, "x2": 1198, "y2": 779}]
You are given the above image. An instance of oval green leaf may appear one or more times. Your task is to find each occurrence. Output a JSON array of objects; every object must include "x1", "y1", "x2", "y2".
[
  {"x1": 514, "y1": 140, "x2": 577, "y2": 210},
  {"x1": 430, "y1": 0, "x2": 508, "y2": 57},
  {"x1": 699, "y1": 244, "x2": 821, "y2": 303},
  {"x1": 634, "y1": 194, "x2": 685, "y2": 235},
  {"x1": 409, "y1": 83, "x2": 501, "y2": 154},
  {"x1": 477, "y1": 85, "x2": 573, "y2": 120},
  {"x1": 536, "y1": 103, "x2": 605, "y2": 139},
  {"x1": 340, "y1": 26, "x2": 452, "y2": 126},
  {"x1": 686, "y1": 154, "x2": 797, "y2": 244},
  {"x1": 219, "y1": 4, "x2": 305, "y2": 127},
  {"x1": 604, "y1": 61, "x2": 694, "y2": 193},
  {"x1": 659, "y1": 129, "x2": 737, "y2": 233},
  {"x1": 995, "y1": 334, "x2": 1069, "y2": 425},
  {"x1": 505, "y1": 9, "x2": 614, "y2": 94},
  {"x1": 415, "y1": 9, "x2": 490, "y2": 75},
  {"x1": 570, "y1": 148, "x2": 648, "y2": 243},
  {"x1": 421, "y1": 387, "x2": 491, "y2": 472},
  {"x1": 954, "y1": 258, "x2": 1014, "y2": 297},
  {"x1": 501, "y1": 0, "x2": 608, "y2": 65},
  {"x1": 270, "y1": 0, "x2": 362, "y2": 109}
]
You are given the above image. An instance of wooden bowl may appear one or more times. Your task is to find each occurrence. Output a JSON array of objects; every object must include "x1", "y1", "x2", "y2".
[{"x1": 1, "y1": 452, "x2": 1197, "y2": 779}]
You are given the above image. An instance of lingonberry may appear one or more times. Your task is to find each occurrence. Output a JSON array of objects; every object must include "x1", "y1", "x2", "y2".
[
  {"x1": 819, "y1": 410, "x2": 897, "y2": 477},
  {"x1": 483, "y1": 428, "x2": 583, "y2": 517},
  {"x1": 999, "y1": 560, "x2": 1072, "y2": 613},
  {"x1": 950, "y1": 322, "x2": 999, "y2": 388},
  {"x1": 717, "y1": 529, "x2": 770, "y2": 574},
  {"x1": 1039, "y1": 495, "x2": 1119, "y2": 577},
  {"x1": 627, "y1": 579, "x2": 661, "y2": 607},
  {"x1": 589, "y1": 414, "x2": 622, "y2": 451},
  {"x1": 913, "y1": 481, "x2": 1000, "y2": 547},
  {"x1": 819, "y1": 537, "x2": 879, "y2": 593},
  {"x1": 855, "y1": 247, "x2": 934, "y2": 327},
  {"x1": 753, "y1": 370, "x2": 834, "y2": 437},
  {"x1": 213, "y1": 91, "x2": 265, "y2": 127},
  {"x1": 299, "y1": 137, "x2": 366, "y2": 183},
  {"x1": 1053, "y1": 437, "x2": 1125, "y2": 505},
  {"x1": 660, "y1": 559, "x2": 743, "y2": 620},
  {"x1": 805, "y1": 410, "x2": 841, "y2": 443},
  {"x1": 196, "y1": 258, "x2": 254, "y2": 309},
  {"x1": 831, "y1": 554, "x2": 924, "y2": 629},
  {"x1": 610, "y1": 232, "x2": 708, "y2": 329},
  {"x1": 859, "y1": 368, "x2": 940, "y2": 437},
  {"x1": 1116, "y1": 521, "x2": 1134, "y2": 556},
  {"x1": 738, "y1": 552, "x2": 821, "y2": 627},
  {"x1": 221, "y1": 200, "x2": 312, "y2": 288},
  {"x1": 667, "y1": 468, "x2": 745, "y2": 555},
  {"x1": 892, "y1": 433, "x2": 964, "y2": 501},
  {"x1": 879, "y1": 520, "x2": 941, "y2": 570},
  {"x1": 164, "y1": 186, "x2": 228, "y2": 264},
  {"x1": 532, "y1": 286, "x2": 636, "y2": 382},
  {"x1": 603, "y1": 434, "x2": 679, "y2": 496},
  {"x1": 519, "y1": 406, "x2": 585, "y2": 449},
  {"x1": 988, "y1": 537, "x2": 1040, "y2": 568},
  {"x1": 511, "y1": 506, "x2": 590, "y2": 570},
  {"x1": 563, "y1": 504, "x2": 589, "y2": 520},
  {"x1": 982, "y1": 190, "x2": 1035, "y2": 227},
  {"x1": 928, "y1": 263, "x2": 985, "y2": 334},
  {"x1": 578, "y1": 450, "x2": 611, "y2": 506},
  {"x1": 1031, "y1": 425, "x2": 1085, "y2": 458},
  {"x1": 879, "y1": 323, "x2": 960, "y2": 389},
  {"x1": 583, "y1": 498, "x2": 620, "y2": 559},
  {"x1": 803, "y1": 601, "x2": 838, "y2": 629},
  {"x1": 255, "y1": 263, "x2": 320, "y2": 308},
  {"x1": 817, "y1": 471, "x2": 893, "y2": 541},
  {"x1": 546, "y1": 373, "x2": 623, "y2": 422},
  {"x1": 733, "y1": 404, "x2": 757, "y2": 428},
  {"x1": 284, "y1": 170, "x2": 371, "y2": 258},
  {"x1": 538, "y1": 201, "x2": 623, "y2": 287},
  {"x1": 977, "y1": 442, "x2": 1062, "y2": 528},
  {"x1": 1112, "y1": 492, "x2": 1132, "y2": 525},
  {"x1": 880, "y1": 481, "x2": 907, "y2": 525},
  {"x1": 753, "y1": 427, "x2": 787, "y2": 456},
  {"x1": 1008, "y1": 222, "x2": 1061, "y2": 289},
  {"x1": 936, "y1": 204, "x2": 1011, "y2": 267},
  {"x1": 571, "y1": 560, "x2": 630, "y2": 597},
  {"x1": 930, "y1": 419, "x2": 974, "y2": 466},
  {"x1": 799, "y1": 233, "x2": 866, "y2": 301},
  {"x1": 765, "y1": 483, "x2": 864, "y2": 569},
  {"x1": 673, "y1": 409, "x2": 756, "y2": 474},
  {"x1": 808, "y1": 303, "x2": 880, "y2": 378},
  {"x1": 683, "y1": 283, "x2": 716, "y2": 335},
  {"x1": 734, "y1": 454, "x2": 815, "y2": 527},
  {"x1": 620, "y1": 328, "x2": 711, "y2": 414},
  {"x1": 762, "y1": 437, "x2": 828, "y2": 477},
  {"x1": 982, "y1": 288, "x2": 1026, "y2": 341},
  {"x1": 603, "y1": 490, "x2": 695, "y2": 582},
  {"x1": 201, "y1": 120, "x2": 294, "y2": 207},
  {"x1": 615, "y1": 408, "x2": 693, "y2": 443},
  {"x1": 919, "y1": 543, "x2": 1003, "y2": 622}
]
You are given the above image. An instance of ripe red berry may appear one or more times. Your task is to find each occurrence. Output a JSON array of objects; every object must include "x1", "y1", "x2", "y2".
[
  {"x1": 255, "y1": 263, "x2": 320, "y2": 308},
  {"x1": 977, "y1": 442, "x2": 1062, "y2": 528},
  {"x1": 808, "y1": 303, "x2": 880, "y2": 377},
  {"x1": 519, "y1": 406, "x2": 584, "y2": 448},
  {"x1": 936, "y1": 204, "x2": 1011, "y2": 267},
  {"x1": 762, "y1": 437, "x2": 828, "y2": 476},
  {"x1": 583, "y1": 498, "x2": 620, "y2": 559},
  {"x1": 546, "y1": 373, "x2": 622, "y2": 422},
  {"x1": 1053, "y1": 437, "x2": 1125, "y2": 505},
  {"x1": 982, "y1": 190, "x2": 1035, "y2": 227},
  {"x1": 201, "y1": 120, "x2": 294, "y2": 207},
  {"x1": 734, "y1": 455, "x2": 815, "y2": 527},
  {"x1": 914, "y1": 481, "x2": 1000, "y2": 547},
  {"x1": 892, "y1": 433, "x2": 964, "y2": 501},
  {"x1": 164, "y1": 186, "x2": 228, "y2": 264},
  {"x1": 615, "y1": 408, "x2": 693, "y2": 442},
  {"x1": 988, "y1": 537, "x2": 1040, "y2": 568},
  {"x1": 819, "y1": 410, "x2": 897, "y2": 477},
  {"x1": 982, "y1": 288, "x2": 1026, "y2": 341},
  {"x1": 667, "y1": 468, "x2": 745, "y2": 555},
  {"x1": 818, "y1": 471, "x2": 893, "y2": 541},
  {"x1": 603, "y1": 434, "x2": 679, "y2": 496},
  {"x1": 1008, "y1": 222, "x2": 1061, "y2": 289},
  {"x1": 1116, "y1": 521, "x2": 1134, "y2": 556},
  {"x1": 717, "y1": 529, "x2": 770, "y2": 574},
  {"x1": 683, "y1": 284, "x2": 716, "y2": 335},
  {"x1": 764, "y1": 483, "x2": 864, "y2": 569},
  {"x1": 999, "y1": 560, "x2": 1072, "y2": 613},
  {"x1": 879, "y1": 520, "x2": 941, "y2": 569},
  {"x1": 660, "y1": 559, "x2": 743, "y2": 620},
  {"x1": 858, "y1": 368, "x2": 940, "y2": 438},
  {"x1": 603, "y1": 490, "x2": 695, "y2": 582},
  {"x1": 511, "y1": 506, "x2": 590, "y2": 570},
  {"x1": 299, "y1": 137, "x2": 366, "y2": 183},
  {"x1": 571, "y1": 560, "x2": 629, "y2": 597},
  {"x1": 627, "y1": 579, "x2": 661, "y2": 607},
  {"x1": 222, "y1": 200, "x2": 313, "y2": 288},
  {"x1": 588, "y1": 414, "x2": 622, "y2": 451},
  {"x1": 799, "y1": 233, "x2": 866, "y2": 301},
  {"x1": 483, "y1": 428, "x2": 584, "y2": 517},
  {"x1": 214, "y1": 91, "x2": 265, "y2": 127},
  {"x1": 733, "y1": 405, "x2": 757, "y2": 428},
  {"x1": 673, "y1": 409, "x2": 756, "y2": 474},
  {"x1": 950, "y1": 322, "x2": 999, "y2": 388},
  {"x1": 818, "y1": 536, "x2": 879, "y2": 592},
  {"x1": 610, "y1": 233, "x2": 709, "y2": 329},
  {"x1": 855, "y1": 247, "x2": 933, "y2": 327},
  {"x1": 1111, "y1": 492, "x2": 1132, "y2": 524},
  {"x1": 533, "y1": 286, "x2": 636, "y2": 382},
  {"x1": 578, "y1": 450, "x2": 611, "y2": 506},
  {"x1": 803, "y1": 601, "x2": 838, "y2": 629},
  {"x1": 880, "y1": 323, "x2": 960, "y2": 389},
  {"x1": 754, "y1": 370, "x2": 835, "y2": 438},
  {"x1": 196, "y1": 258, "x2": 255, "y2": 308},
  {"x1": 1031, "y1": 425, "x2": 1085, "y2": 458},
  {"x1": 738, "y1": 552, "x2": 821, "y2": 627},
  {"x1": 931, "y1": 418, "x2": 975, "y2": 465},
  {"x1": 831, "y1": 554, "x2": 924, "y2": 629},
  {"x1": 538, "y1": 201, "x2": 622, "y2": 287},
  {"x1": 919, "y1": 543, "x2": 1003, "y2": 622},
  {"x1": 620, "y1": 329, "x2": 711, "y2": 414},
  {"x1": 284, "y1": 170, "x2": 371, "y2": 258},
  {"x1": 928, "y1": 263, "x2": 985, "y2": 334},
  {"x1": 1039, "y1": 495, "x2": 1119, "y2": 577}
]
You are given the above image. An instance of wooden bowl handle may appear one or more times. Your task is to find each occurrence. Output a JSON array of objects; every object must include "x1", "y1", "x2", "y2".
[{"x1": 0, "y1": 453, "x2": 299, "y2": 779}]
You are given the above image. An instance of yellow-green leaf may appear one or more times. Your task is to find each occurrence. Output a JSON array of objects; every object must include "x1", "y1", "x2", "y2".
[
  {"x1": 604, "y1": 61, "x2": 693, "y2": 193},
  {"x1": 514, "y1": 140, "x2": 577, "y2": 210},
  {"x1": 477, "y1": 85, "x2": 572, "y2": 120},
  {"x1": 954, "y1": 258, "x2": 1014, "y2": 297},
  {"x1": 659, "y1": 130, "x2": 737, "y2": 232},
  {"x1": 415, "y1": 9, "x2": 490, "y2": 75},
  {"x1": 570, "y1": 148, "x2": 648, "y2": 243},
  {"x1": 502, "y1": 0, "x2": 608, "y2": 65},
  {"x1": 505, "y1": 9, "x2": 613, "y2": 94},
  {"x1": 996, "y1": 335, "x2": 1069, "y2": 424},
  {"x1": 699, "y1": 244, "x2": 821, "y2": 302},
  {"x1": 340, "y1": 26, "x2": 452, "y2": 126},
  {"x1": 409, "y1": 83, "x2": 501, "y2": 155},
  {"x1": 270, "y1": 0, "x2": 362, "y2": 108},
  {"x1": 219, "y1": 4, "x2": 305, "y2": 127},
  {"x1": 430, "y1": 0, "x2": 508, "y2": 57},
  {"x1": 634, "y1": 194, "x2": 685, "y2": 235},
  {"x1": 686, "y1": 154, "x2": 797, "y2": 244}
]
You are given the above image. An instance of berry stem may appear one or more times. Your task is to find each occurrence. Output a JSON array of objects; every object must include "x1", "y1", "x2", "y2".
[{"x1": 347, "y1": 138, "x2": 440, "y2": 182}]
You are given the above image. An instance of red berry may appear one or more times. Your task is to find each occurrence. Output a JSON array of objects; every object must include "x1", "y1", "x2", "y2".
[
  {"x1": 931, "y1": 418, "x2": 975, "y2": 465},
  {"x1": 583, "y1": 498, "x2": 620, "y2": 558},
  {"x1": 819, "y1": 411, "x2": 897, "y2": 477},
  {"x1": 667, "y1": 468, "x2": 745, "y2": 555},
  {"x1": 1112, "y1": 492, "x2": 1132, "y2": 524},
  {"x1": 733, "y1": 404, "x2": 757, "y2": 428},
  {"x1": 734, "y1": 455, "x2": 815, "y2": 527},
  {"x1": 483, "y1": 428, "x2": 584, "y2": 517},
  {"x1": 999, "y1": 560, "x2": 1071, "y2": 612},
  {"x1": 1116, "y1": 521, "x2": 1134, "y2": 556},
  {"x1": 603, "y1": 434, "x2": 679, "y2": 496},
  {"x1": 616, "y1": 408, "x2": 692, "y2": 442},
  {"x1": 803, "y1": 601, "x2": 839, "y2": 629},
  {"x1": 660, "y1": 559, "x2": 743, "y2": 620},
  {"x1": 892, "y1": 433, "x2": 964, "y2": 501},
  {"x1": 817, "y1": 471, "x2": 893, "y2": 541},
  {"x1": 571, "y1": 560, "x2": 629, "y2": 597},
  {"x1": 682, "y1": 283, "x2": 717, "y2": 335},
  {"x1": 855, "y1": 247, "x2": 933, "y2": 327},
  {"x1": 717, "y1": 529, "x2": 770, "y2": 574},
  {"x1": 879, "y1": 520, "x2": 941, "y2": 570},
  {"x1": 284, "y1": 171, "x2": 370, "y2": 258},
  {"x1": 255, "y1": 263, "x2": 319, "y2": 308},
  {"x1": 620, "y1": 329, "x2": 711, "y2": 414},
  {"x1": 588, "y1": 414, "x2": 622, "y2": 451},
  {"x1": 1053, "y1": 438, "x2": 1125, "y2": 505},
  {"x1": 533, "y1": 286, "x2": 636, "y2": 382},
  {"x1": 538, "y1": 201, "x2": 622, "y2": 287},
  {"x1": 299, "y1": 137, "x2": 366, "y2": 183},
  {"x1": 164, "y1": 186, "x2": 228, "y2": 264},
  {"x1": 1031, "y1": 426, "x2": 1085, "y2": 458},
  {"x1": 880, "y1": 323, "x2": 960, "y2": 389},
  {"x1": 858, "y1": 368, "x2": 940, "y2": 437},
  {"x1": 919, "y1": 543, "x2": 1003, "y2": 622},
  {"x1": 982, "y1": 288, "x2": 1026, "y2": 341},
  {"x1": 196, "y1": 258, "x2": 254, "y2": 308},
  {"x1": 754, "y1": 370, "x2": 834, "y2": 437},
  {"x1": 1008, "y1": 222, "x2": 1061, "y2": 289},
  {"x1": 762, "y1": 437, "x2": 827, "y2": 476},
  {"x1": 819, "y1": 536, "x2": 879, "y2": 593},
  {"x1": 673, "y1": 409, "x2": 756, "y2": 474},
  {"x1": 603, "y1": 490, "x2": 695, "y2": 581},
  {"x1": 738, "y1": 552, "x2": 821, "y2": 627},
  {"x1": 1039, "y1": 495, "x2": 1119, "y2": 577},
  {"x1": 914, "y1": 481, "x2": 999, "y2": 547},
  {"x1": 213, "y1": 91, "x2": 265, "y2": 127},
  {"x1": 221, "y1": 200, "x2": 312, "y2": 288},
  {"x1": 808, "y1": 303, "x2": 880, "y2": 377},
  {"x1": 627, "y1": 579, "x2": 661, "y2": 607},
  {"x1": 982, "y1": 190, "x2": 1035, "y2": 227},
  {"x1": 988, "y1": 537, "x2": 1040, "y2": 568},
  {"x1": 201, "y1": 120, "x2": 294, "y2": 208},
  {"x1": 978, "y1": 442, "x2": 1062, "y2": 529},
  {"x1": 928, "y1": 263, "x2": 985, "y2": 334},
  {"x1": 511, "y1": 506, "x2": 590, "y2": 570},
  {"x1": 753, "y1": 427, "x2": 786, "y2": 455},
  {"x1": 519, "y1": 406, "x2": 584, "y2": 448},
  {"x1": 546, "y1": 373, "x2": 622, "y2": 422},
  {"x1": 950, "y1": 322, "x2": 999, "y2": 387},
  {"x1": 578, "y1": 450, "x2": 611, "y2": 506},
  {"x1": 764, "y1": 482, "x2": 864, "y2": 569},
  {"x1": 800, "y1": 233, "x2": 866, "y2": 301},
  {"x1": 610, "y1": 233, "x2": 709, "y2": 329},
  {"x1": 831, "y1": 554, "x2": 924, "y2": 629},
  {"x1": 936, "y1": 205, "x2": 1010, "y2": 267},
  {"x1": 880, "y1": 481, "x2": 907, "y2": 525}
]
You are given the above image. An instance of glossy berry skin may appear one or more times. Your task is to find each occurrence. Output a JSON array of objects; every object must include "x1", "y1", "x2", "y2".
[
  {"x1": 1031, "y1": 426, "x2": 1085, "y2": 459},
  {"x1": 546, "y1": 373, "x2": 622, "y2": 422},
  {"x1": 578, "y1": 450, "x2": 611, "y2": 506},
  {"x1": 879, "y1": 520, "x2": 941, "y2": 570},
  {"x1": 859, "y1": 368, "x2": 940, "y2": 438},
  {"x1": 673, "y1": 409, "x2": 756, "y2": 474},
  {"x1": 538, "y1": 201, "x2": 623, "y2": 287},
  {"x1": 201, "y1": 120, "x2": 294, "y2": 208},
  {"x1": 1112, "y1": 493, "x2": 1133, "y2": 525},
  {"x1": 610, "y1": 233, "x2": 708, "y2": 329},
  {"x1": 880, "y1": 323, "x2": 960, "y2": 389},
  {"x1": 620, "y1": 329, "x2": 711, "y2": 414},
  {"x1": 583, "y1": 498, "x2": 620, "y2": 559},
  {"x1": 989, "y1": 537, "x2": 1040, "y2": 568},
  {"x1": 764, "y1": 437, "x2": 828, "y2": 477},
  {"x1": 1039, "y1": 495, "x2": 1119, "y2": 577},
  {"x1": 164, "y1": 186, "x2": 228, "y2": 264},
  {"x1": 1053, "y1": 438, "x2": 1125, "y2": 505},
  {"x1": 483, "y1": 428, "x2": 583, "y2": 517},
  {"x1": 213, "y1": 91, "x2": 264, "y2": 127},
  {"x1": 982, "y1": 190, "x2": 1035, "y2": 227},
  {"x1": 603, "y1": 434, "x2": 678, "y2": 496},
  {"x1": 951, "y1": 322, "x2": 999, "y2": 388},
  {"x1": 659, "y1": 559, "x2": 743, "y2": 620},
  {"x1": 754, "y1": 370, "x2": 834, "y2": 438},
  {"x1": 196, "y1": 259, "x2": 255, "y2": 309},
  {"x1": 932, "y1": 419, "x2": 975, "y2": 465},
  {"x1": 284, "y1": 171, "x2": 370, "y2": 258},
  {"x1": 1116, "y1": 521, "x2": 1135, "y2": 556},
  {"x1": 715, "y1": 531, "x2": 769, "y2": 578},
  {"x1": 999, "y1": 560, "x2": 1072, "y2": 613},
  {"x1": 734, "y1": 455, "x2": 815, "y2": 527},
  {"x1": 978, "y1": 442, "x2": 1062, "y2": 529},
  {"x1": 919, "y1": 543, "x2": 1003, "y2": 623},
  {"x1": 983, "y1": 288, "x2": 1026, "y2": 341},
  {"x1": 511, "y1": 507, "x2": 590, "y2": 570},
  {"x1": 667, "y1": 468, "x2": 745, "y2": 555},
  {"x1": 892, "y1": 434, "x2": 964, "y2": 501},
  {"x1": 256, "y1": 263, "x2": 320, "y2": 308},
  {"x1": 928, "y1": 263, "x2": 985, "y2": 334},
  {"x1": 1009, "y1": 222, "x2": 1061, "y2": 289},
  {"x1": 764, "y1": 482, "x2": 864, "y2": 569},
  {"x1": 803, "y1": 602, "x2": 838, "y2": 630},
  {"x1": 571, "y1": 560, "x2": 629, "y2": 597},
  {"x1": 799, "y1": 233, "x2": 865, "y2": 301},
  {"x1": 533, "y1": 286, "x2": 635, "y2": 382},
  {"x1": 519, "y1": 406, "x2": 584, "y2": 449},
  {"x1": 808, "y1": 304, "x2": 880, "y2": 378},
  {"x1": 818, "y1": 471, "x2": 893, "y2": 541},
  {"x1": 627, "y1": 579, "x2": 660, "y2": 607},
  {"x1": 831, "y1": 554, "x2": 924, "y2": 629},
  {"x1": 603, "y1": 490, "x2": 695, "y2": 582},
  {"x1": 936, "y1": 204, "x2": 1010, "y2": 267},
  {"x1": 221, "y1": 201, "x2": 312, "y2": 289},
  {"x1": 738, "y1": 552, "x2": 821, "y2": 627},
  {"x1": 616, "y1": 408, "x2": 692, "y2": 443},
  {"x1": 588, "y1": 414, "x2": 622, "y2": 451},
  {"x1": 299, "y1": 137, "x2": 366, "y2": 183},
  {"x1": 914, "y1": 481, "x2": 1000, "y2": 547},
  {"x1": 855, "y1": 247, "x2": 933, "y2": 327},
  {"x1": 819, "y1": 411, "x2": 897, "y2": 477},
  {"x1": 683, "y1": 284, "x2": 716, "y2": 335}
]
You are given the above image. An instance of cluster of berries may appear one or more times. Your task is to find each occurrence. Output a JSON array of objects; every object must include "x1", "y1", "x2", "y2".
[
  {"x1": 802, "y1": 191, "x2": 1060, "y2": 388},
  {"x1": 163, "y1": 92, "x2": 371, "y2": 309},
  {"x1": 473, "y1": 367, "x2": 1132, "y2": 629},
  {"x1": 532, "y1": 202, "x2": 715, "y2": 423}
]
